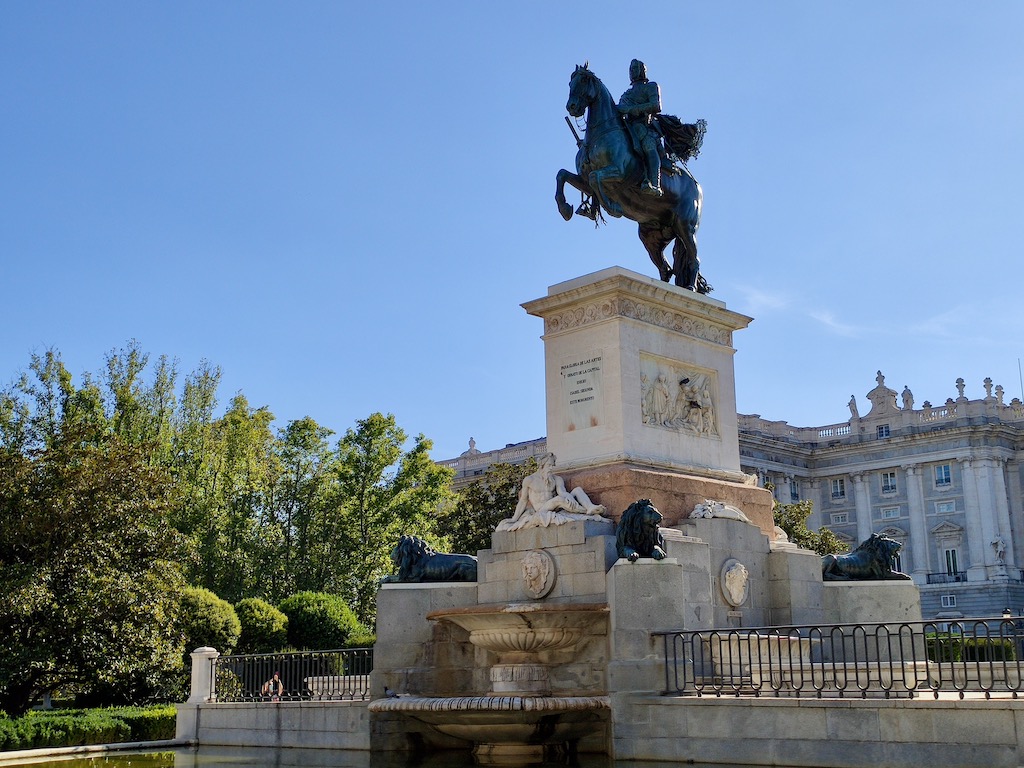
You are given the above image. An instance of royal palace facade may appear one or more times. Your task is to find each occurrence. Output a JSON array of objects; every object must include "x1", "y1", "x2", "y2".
[{"x1": 440, "y1": 372, "x2": 1024, "y2": 620}]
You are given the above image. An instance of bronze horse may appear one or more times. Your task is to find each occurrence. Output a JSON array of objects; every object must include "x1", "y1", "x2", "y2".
[{"x1": 555, "y1": 64, "x2": 708, "y2": 292}]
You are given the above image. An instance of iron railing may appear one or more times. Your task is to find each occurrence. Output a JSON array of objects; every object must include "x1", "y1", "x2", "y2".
[
  {"x1": 211, "y1": 647, "x2": 373, "y2": 702},
  {"x1": 927, "y1": 571, "x2": 968, "y2": 584},
  {"x1": 655, "y1": 617, "x2": 1024, "y2": 699}
]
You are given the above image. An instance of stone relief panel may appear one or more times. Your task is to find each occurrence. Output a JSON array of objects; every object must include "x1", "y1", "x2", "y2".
[{"x1": 639, "y1": 353, "x2": 718, "y2": 437}]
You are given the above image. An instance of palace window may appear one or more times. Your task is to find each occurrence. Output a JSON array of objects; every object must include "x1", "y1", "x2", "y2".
[
  {"x1": 935, "y1": 501, "x2": 956, "y2": 515},
  {"x1": 830, "y1": 512, "x2": 849, "y2": 525},
  {"x1": 831, "y1": 478, "x2": 846, "y2": 499},
  {"x1": 880, "y1": 506, "x2": 900, "y2": 520},
  {"x1": 941, "y1": 594, "x2": 957, "y2": 609},
  {"x1": 944, "y1": 548, "x2": 960, "y2": 576},
  {"x1": 877, "y1": 424, "x2": 891, "y2": 438},
  {"x1": 934, "y1": 464, "x2": 952, "y2": 488},
  {"x1": 892, "y1": 550, "x2": 904, "y2": 573},
  {"x1": 881, "y1": 471, "x2": 897, "y2": 494}
]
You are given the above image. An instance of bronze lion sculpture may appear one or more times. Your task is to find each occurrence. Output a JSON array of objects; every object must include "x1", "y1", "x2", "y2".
[
  {"x1": 382, "y1": 535, "x2": 478, "y2": 583},
  {"x1": 616, "y1": 499, "x2": 667, "y2": 562},
  {"x1": 821, "y1": 533, "x2": 911, "y2": 581}
]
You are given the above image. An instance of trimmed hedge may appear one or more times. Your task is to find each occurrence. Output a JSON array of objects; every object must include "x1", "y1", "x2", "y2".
[
  {"x1": 235, "y1": 598, "x2": 289, "y2": 654},
  {"x1": 926, "y1": 634, "x2": 1017, "y2": 663},
  {"x1": 0, "y1": 705, "x2": 175, "y2": 751},
  {"x1": 179, "y1": 587, "x2": 241, "y2": 655},
  {"x1": 278, "y1": 592, "x2": 365, "y2": 650}
]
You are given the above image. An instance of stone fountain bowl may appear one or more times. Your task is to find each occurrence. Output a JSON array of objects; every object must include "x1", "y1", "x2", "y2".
[{"x1": 425, "y1": 602, "x2": 609, "y2": 654}]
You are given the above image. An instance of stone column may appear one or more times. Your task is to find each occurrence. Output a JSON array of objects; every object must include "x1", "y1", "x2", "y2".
[
  {"x1": 851, "y1": 473, "x2": 872, "y2": 543},
  {"x1": 187, "y1": 646, "x2": 220, "y2": 704},
  {"x1": 958, "y1": 458, "x2": 989, "y2": 581},
  {"x1": 989, "y1": 458, "x2": 1015, "y2": 567},
  {"x1": 903, "y1": 464, "x2": 930, "y2": 580},
  {"x1": 809, "y1": 480, "x2": 824, "y2": 529}
]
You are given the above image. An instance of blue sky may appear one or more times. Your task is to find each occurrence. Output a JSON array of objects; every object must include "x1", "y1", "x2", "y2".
[{"x1": 3, "y1": 2, "x2": 1023, "y2": 461}]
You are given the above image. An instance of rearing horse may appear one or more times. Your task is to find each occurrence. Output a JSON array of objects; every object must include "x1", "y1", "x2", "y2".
[{"x1": 555, "y1": 64, "x2": 707, "y2": 292}]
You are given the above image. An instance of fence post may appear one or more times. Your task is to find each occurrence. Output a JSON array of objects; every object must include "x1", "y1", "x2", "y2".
[{"x1": 188, "y1": 646, "x2": 220, "y2": 704}]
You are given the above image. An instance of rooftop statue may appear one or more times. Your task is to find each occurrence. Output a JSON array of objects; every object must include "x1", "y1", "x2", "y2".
[{"x1": 556, "y1": 60, "x2": 710, "y2": 293}]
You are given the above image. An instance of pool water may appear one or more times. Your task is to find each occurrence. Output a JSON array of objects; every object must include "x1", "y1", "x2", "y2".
[{"x1": 0, "y1": 747, "x2": 770, "y2": 768}]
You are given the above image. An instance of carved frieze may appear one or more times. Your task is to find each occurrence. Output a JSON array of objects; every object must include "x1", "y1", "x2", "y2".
[{"x1": 543, "y1": 297, "x2": 732, "y2": 347}]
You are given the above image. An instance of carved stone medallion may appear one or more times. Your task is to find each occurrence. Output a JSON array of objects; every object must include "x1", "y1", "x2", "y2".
[
  {"x1": 521, "y1": 550, "x2": 556, "y2": 599},
  {"x1": 720, "y1": 558, "x2": 749, "y2": 607}
]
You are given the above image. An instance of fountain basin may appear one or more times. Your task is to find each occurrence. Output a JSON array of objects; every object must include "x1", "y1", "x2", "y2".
[
  {"x1": 426, "y1": 602, "x2": 609, "y2": 654},
  {"x1": 369, "y1": 695, "x2": 610, "y2": 764}
]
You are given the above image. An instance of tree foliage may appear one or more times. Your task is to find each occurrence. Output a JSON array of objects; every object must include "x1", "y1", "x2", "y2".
[
  {"x1": 0, "y1": 343, "x2": 457, "y2": 707},
  {"x1": 0, "y1": 432, "x2": 186, "y2": 716},
  {"x1": 177, "y1": 587, "x2": 241, "y2": 657},
  {"x1": 277, "y1": 592, "x2": 365, "y2": 650},
  {"x1": 234, "y1": 598, "x2": 289, "y2": 654},
  {"x1": 771, "y1": 494, "x2": 848, "y2": 557},
  {"x1": 445, "y1": 460, "x2": 537, "y2": 554}
]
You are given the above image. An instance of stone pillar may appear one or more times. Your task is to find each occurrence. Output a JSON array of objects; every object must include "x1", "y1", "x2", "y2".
[
  {"x1": 959, "y1": 458, "x2": 989, "y2": 581},
  {"x1": 521, "y1": 266, "x2": 752, "y2": 477},
  {"x1": 903, "y1": 465, "x2": 930, "y2": 580},
  {"x1": 808, "y1": 480, "x2": 824, "y2": 529},
  {"x1": 991, "y1": 458, "x2": 1015, "y2": 568},
  {"x1": 851, "y1": 473, "x2": 872, "y2": 543},
  {"x1": 187, "y1": 646, "x2": 219, "y2": 704}
]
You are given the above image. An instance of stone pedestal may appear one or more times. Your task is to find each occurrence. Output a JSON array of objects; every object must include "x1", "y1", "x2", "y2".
[
  {"x1": 522, "y1": 267, "x2": 753, "y2": 478},
  {"x1": 822, "y1": 580, "x2": 923, "y2": 626}
]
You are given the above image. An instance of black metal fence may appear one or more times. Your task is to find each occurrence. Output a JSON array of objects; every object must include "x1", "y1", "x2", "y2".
[
  {"x1": 655, "y1": 617, "x2": 1024, "y2": 699},
  {"x1": 211, "y1": 647, "x2": 373, "y2": 702}
]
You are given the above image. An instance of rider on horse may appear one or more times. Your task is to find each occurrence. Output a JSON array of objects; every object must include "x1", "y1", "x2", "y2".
[{"x1": 617, "y1": 59, "x2": 665, "y2": 197}]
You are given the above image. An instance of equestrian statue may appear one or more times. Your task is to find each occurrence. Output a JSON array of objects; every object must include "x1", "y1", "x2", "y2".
[{"x1": 555, "y1": 60, "x2": 710, "y2": 293}]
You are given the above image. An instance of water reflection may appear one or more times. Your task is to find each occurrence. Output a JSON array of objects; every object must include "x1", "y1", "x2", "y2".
[{"x1": 8, "y1": 747, "x2": 778, "y2": 768}]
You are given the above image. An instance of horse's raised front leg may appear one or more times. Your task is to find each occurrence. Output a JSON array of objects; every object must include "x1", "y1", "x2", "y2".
[{"x1": 556, "y1": 168, "x2": 593, "y2": 221}]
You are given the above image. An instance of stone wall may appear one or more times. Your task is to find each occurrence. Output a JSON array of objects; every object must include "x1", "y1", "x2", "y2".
[{"x1": 612, "y1": 693, "x2": 1024, "y2": 767}]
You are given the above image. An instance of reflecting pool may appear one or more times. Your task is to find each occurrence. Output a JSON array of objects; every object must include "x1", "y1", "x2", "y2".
[{"x1": 0, "y1": 747, "x2": 786, "y2": 768}]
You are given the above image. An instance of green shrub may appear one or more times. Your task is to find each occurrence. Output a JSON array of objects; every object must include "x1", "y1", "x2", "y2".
[
  {"x1": 235, "y1": 598, "x2": 289, "y2": 654},
  {"x1": 0, "y1": 706, "x2": 176, "y2": 751},
  {"x1": 963, "y1": 637, "x2": 1016, "y2": 662},
  {"x1": 278, "y1": 592, "x2": 365, "y2": 650},
  {"x1": 926, "y1": 634, "x2": 1017, "y2": 663},
  {"x1": 0, "y1": 709, "x2": 129, "y2": 750},
  {"x1": 179, "y1": 586, "x2": 241, "y2": 655},
  {"x1": 345, "y1": 629, "x2": 376, "y2": 649},
  {"x1": 105, "y1": 705, "x2": 176, "y2": 741}
]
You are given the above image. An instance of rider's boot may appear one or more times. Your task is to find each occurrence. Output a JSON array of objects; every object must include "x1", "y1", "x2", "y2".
[{"x1": 641, "y1": 149, "x2": 663, "y2": 196}]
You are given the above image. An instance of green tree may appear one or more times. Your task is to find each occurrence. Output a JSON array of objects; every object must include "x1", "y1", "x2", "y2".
[
  {"x1": 0, "y1": 433, "x2": 187, "y2": 716},
  {"x1": 446, "y1": 459, "x2": 536, "y2": 554},
  {"x1": 771, "y1": 494, "x2": 848, "y2": 556},
  {"x1": 328, "y1": 414, "x2": 454, "y2": 624}
]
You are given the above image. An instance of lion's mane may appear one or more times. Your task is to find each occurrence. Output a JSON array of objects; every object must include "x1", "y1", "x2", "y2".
[
  {"x1": 385, "y1": 535, "x2": 478, "y2": 583},
  {"x1": 821, "y1": 533, "x2": 910, "y2": 581},
  {"x1": 616, "y1": 499, "x2": 667, "y2": 562}
]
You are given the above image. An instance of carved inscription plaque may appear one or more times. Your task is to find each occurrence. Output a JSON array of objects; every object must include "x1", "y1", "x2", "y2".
[{"x1": 560, "y1": 352, "x2": 603, "y2": 432}]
